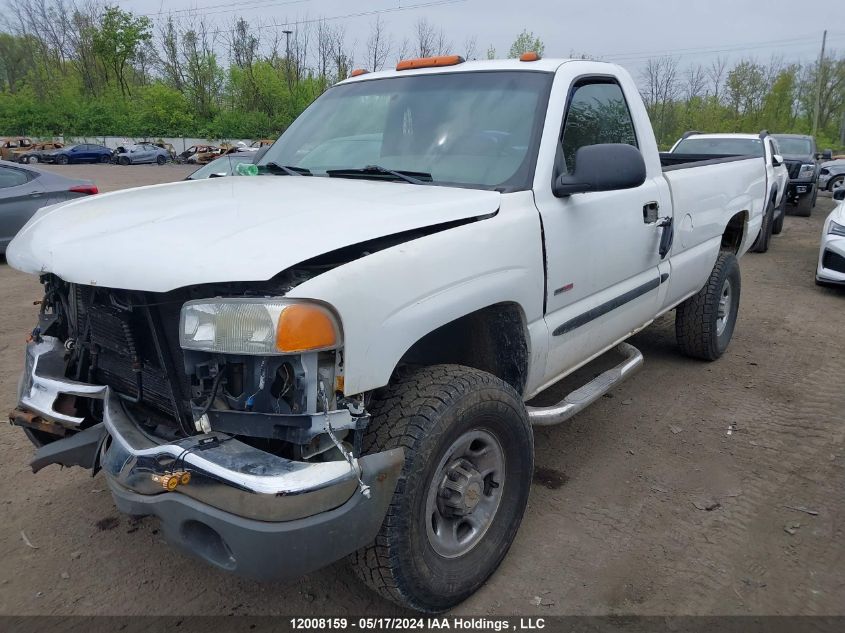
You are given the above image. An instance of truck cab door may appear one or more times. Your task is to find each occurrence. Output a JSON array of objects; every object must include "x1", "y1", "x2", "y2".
[{"x1": 533, "y1": 72, "x2": 672, "y2": 385}]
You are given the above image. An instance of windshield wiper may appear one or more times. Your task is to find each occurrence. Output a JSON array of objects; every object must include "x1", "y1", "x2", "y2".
[
  {"x1": 262, "y1": 161, "x2": 311, "y2": 176},
  {"x1": 326, "y1": 165, "x2": 432, "y2": 185}
]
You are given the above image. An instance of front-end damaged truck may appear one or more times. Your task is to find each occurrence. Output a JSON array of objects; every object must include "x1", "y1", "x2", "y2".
[{"x1": 7, "y1": 57, "x2": 766, "y2": 612}]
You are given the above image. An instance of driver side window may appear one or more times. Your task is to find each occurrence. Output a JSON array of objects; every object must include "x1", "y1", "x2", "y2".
[{"x1": 560, "y1": 80, "x2": 637, "y2": 174}]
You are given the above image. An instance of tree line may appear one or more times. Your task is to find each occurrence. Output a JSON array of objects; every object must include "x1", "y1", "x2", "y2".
[{"x1": 0, "y1": 0, "x2": 842, "y2": 149}]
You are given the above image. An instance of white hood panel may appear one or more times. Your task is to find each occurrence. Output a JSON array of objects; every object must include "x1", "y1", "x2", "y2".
[{"x1": 7, "y1": 176, "x2": 500, "y2": 292}]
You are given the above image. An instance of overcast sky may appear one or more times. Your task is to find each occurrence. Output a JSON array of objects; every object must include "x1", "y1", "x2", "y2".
[{"x1": 120, "y1": 0, "x2": 843, "y2": 76}]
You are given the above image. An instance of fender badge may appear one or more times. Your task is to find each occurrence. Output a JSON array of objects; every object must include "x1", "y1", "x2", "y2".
[{"x1": 554, "y1": 283, "x2": 574, "y2": 296}]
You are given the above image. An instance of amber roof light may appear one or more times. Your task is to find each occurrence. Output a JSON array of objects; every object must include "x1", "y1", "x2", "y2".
[
  {"x1": 519, "y1": 51, "x2": 541, "y2": 62},
  {"x1": 350, "y1": 68, "x2": 369, "y2": 77},
  {"x1": 396, "y1": 55, "x2": 465, "y2": 71}
]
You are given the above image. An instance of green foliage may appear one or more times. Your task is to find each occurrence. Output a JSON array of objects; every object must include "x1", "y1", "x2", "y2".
[
  {"x1": 0, "y1": 6, "x2": 842, "y2": 151},
  {"x1": 508, "y1": 30, "x2": 545, "y2": 59},
  {"x1": 91, "y1": 6, "x2": 152, "y2": 97}
]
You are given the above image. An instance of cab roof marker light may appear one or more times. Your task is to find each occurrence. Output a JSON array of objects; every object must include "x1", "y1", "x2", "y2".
[
  {"x1": 396, "y1": 55, "x2": 464, "y2": 71},
  {"x1": 350, "y1": 68, "x2": 369, "y2": 77},
  {"x1": 519, "y1": 51, "x2": 541, "y2": 62}
]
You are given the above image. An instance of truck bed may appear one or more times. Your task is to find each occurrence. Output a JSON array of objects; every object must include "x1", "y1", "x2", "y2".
[{"x1": 659, "y1": 152, "x2": 759, "y2": 171}]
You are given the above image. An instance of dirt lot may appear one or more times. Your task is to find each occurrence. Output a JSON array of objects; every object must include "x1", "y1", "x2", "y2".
[{"x1": 0, "y1": 164, "x2": 843, "y2": 616}]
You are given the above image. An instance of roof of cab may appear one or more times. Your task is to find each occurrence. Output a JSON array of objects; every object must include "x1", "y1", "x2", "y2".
[{"x1": 337, "y1": 57, "x2": 591, "y2": 84}]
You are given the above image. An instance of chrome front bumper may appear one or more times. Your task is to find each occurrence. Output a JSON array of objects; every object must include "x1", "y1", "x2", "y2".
[{"x1": 18, "y1": 336, "x2": 402, "y2": 522}]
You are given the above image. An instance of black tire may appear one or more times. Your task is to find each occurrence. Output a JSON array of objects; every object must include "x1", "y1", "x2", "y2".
[
  {"x1": 675, "y1": 252, "x2": 741, "y2": 361},
  {"x1": 771, "y1": 194, "x2": 786, "y2": 235},
  {"x1": 100, "y1": 154, "x2": 110, "y2": 163},
  {"x1": 750, "y1": 199, "x2": 774, "y2": 253},
  {"x1": 828, "y1": 175, "x2": 844, "y2": 193},
  {"x1": 794, "y1": 192, "x2": 813, "y2": 217},
  {"x1": 56, "y1": 154, "x2": 69, "y2": 165},
  {"x1": 156, "y1": 154, "x2": 166, "y2": 165},
  {"x1": 118, "y1": 156, "x2": 130, "y2": 166},
  {"x1": 27, "y1": 155, "x2": 38, "y2": 164},
  {"x1": 351, "y1": 364, "x2": 533, "y2": 612}
]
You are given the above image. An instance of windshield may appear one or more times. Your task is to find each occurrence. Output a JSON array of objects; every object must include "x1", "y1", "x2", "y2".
[
  {"x1": 258, "y1": 71, "x2": 553, "y2": 190},
  {"x1": 188, "y1": 154, "x2": 254, "y2": 179},
  {"x1": 774, "y1": 137, "x2": 813, "y2": 155},
  {"x1": 673, "y1": 137, "x2": 763, "y2": 157}
]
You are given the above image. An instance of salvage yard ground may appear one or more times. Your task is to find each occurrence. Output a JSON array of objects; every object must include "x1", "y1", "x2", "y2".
[{"x1": 0, "y1": 164, "x2": 843, "y2": 616}]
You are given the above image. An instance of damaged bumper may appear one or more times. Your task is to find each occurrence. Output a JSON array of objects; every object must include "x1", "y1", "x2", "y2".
[{"x1": 13, "y1": 336, "x2": 403, "y2": 579}]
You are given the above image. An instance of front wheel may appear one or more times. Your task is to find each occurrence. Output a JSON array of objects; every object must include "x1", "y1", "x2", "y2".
[
  {"x1": 156, "y1": 155, "x2": 166, "y2": 165},
  {"x1": 100, "y1": 154, "x2": 111, "y2": 163},
  {"x1": 56, "y1": 155, "x2": 69, "y2": 165},
  {"x1": 118, "y1": 156, "x2": 130, "y2": 166},
  {"x1": 675, "y1": 252, "x2": 741, "y2": 361},
  {"x1": 351, "y1": 365, "x2": 533, "y2": 612},
  {"x1": 829, "y1": 175, "x2": 845, "y2": 194}
]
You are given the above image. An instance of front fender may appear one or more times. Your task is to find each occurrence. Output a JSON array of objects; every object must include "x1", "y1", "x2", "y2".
[{"x1": 286, "y1": 191, "x2": 547, "y2": 395}]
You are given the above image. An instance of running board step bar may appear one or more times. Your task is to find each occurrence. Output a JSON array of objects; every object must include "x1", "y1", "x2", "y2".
[{"x1": 527, "y1": 342, "x2": 644, "y2": 426}]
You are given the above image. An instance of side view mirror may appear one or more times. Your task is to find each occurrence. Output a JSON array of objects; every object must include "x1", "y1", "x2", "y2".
[
  {"x1": 553, "y1": 143, "x2": 646, "y2": 197},
  {"x1": 822, "y1": 149, "x2": 833, "y2": 161},
  {"x1": 773, "y1": 154, "x2": 784, "y2": 167}
]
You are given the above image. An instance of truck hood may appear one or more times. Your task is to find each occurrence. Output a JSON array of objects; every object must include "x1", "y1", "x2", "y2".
[{"x1": 7, "y1": 175, "x2": 500, "y2": 292}]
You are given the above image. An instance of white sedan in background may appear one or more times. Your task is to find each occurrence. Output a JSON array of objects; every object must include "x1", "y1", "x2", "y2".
[{"x1": 817, "y1": 189, "x2": 845, "y2": 287}]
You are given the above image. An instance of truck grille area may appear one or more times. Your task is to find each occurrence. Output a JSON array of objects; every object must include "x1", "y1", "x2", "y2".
[
  {"x1": 72, "y1": 285, "x2": 187, "y2": 423},
  {"x1": 785, "y1": 160, "x2": 802, "y2": 179}
]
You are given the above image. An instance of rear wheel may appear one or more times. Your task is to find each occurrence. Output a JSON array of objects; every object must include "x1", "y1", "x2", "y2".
[
  {"x1": 750, "y1": 199, "x2": 774, "y2": 253},
  {"x1": 27, "y1": 155, "x2": 39, "y2": 164},
  {"x1": 351, "y1": 364, "x2": 533, "y2": 612},
  {"x1": 675, "y1": 252, "x2": 741, "y2": 361},
  {"x1": 771, "y1": 194, "x2": 786, "y2": 235}
]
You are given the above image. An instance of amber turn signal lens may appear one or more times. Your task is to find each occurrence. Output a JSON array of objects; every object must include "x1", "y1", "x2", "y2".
[
  {"x1": 396, "y1": 55, "x2": 464, "y2": 71},
  {"x1": 276, "y1": 304, "x2": 338, "y2": 353}
]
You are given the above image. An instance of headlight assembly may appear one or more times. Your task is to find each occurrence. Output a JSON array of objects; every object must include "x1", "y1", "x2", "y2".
[
  {"x1": 829, "y1": 220, "x2": 845, "y2": 237},
  {"x1": 798, "y1": 164, "x2": 815, "y2": 178},
  {"x1": 180, "y1": 298, "x2": 341, "y2": 355}
]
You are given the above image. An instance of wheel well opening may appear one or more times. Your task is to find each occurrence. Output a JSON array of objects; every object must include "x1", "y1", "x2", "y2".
[
  {"x1": 721, "y1": 211, "x2": 747, "y2": 253},
  {"x1": 397, "y1": 303, "x2": 529, "y2": 395}
]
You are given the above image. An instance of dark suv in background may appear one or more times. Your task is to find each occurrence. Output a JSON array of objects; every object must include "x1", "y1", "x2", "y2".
[{"x1": 772, "y1": 134, "x2": 833, "y2": 216}]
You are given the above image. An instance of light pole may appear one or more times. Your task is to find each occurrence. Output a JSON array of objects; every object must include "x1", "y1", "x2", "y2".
[{"x1": 283, "y1": 29, "x2": 293, "y2": 92}]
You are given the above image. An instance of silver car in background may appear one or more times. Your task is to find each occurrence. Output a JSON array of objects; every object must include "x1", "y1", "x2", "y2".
[
  {"x1": 819, "y1": 160, "x2": 845, "y2": 194},
  {"x1": 0, "y1": 160, "x2": 97, "y2": 254},
  {"x1": 115, "y1": 143, "x2": 171, "y2": 166}
]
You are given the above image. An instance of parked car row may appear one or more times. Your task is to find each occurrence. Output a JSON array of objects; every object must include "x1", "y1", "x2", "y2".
[{"x1": 1, "y1": 137, "x2": 276, "y2": 167}]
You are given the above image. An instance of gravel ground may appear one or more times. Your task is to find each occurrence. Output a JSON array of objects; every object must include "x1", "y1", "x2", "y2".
[{"x1": 0, "y1": 164, "x2": 842, "y2": 616}]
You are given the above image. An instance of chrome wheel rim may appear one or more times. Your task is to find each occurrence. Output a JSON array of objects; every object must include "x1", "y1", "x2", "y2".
[
  {"x1": 716, "y1": 278, "x2": 732, "y2": 336},
  {"x1": 425, "y1": 428, "x2": 505, "y2": 558}
]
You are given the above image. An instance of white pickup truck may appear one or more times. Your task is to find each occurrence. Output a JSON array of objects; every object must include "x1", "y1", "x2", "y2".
[
  {"x1": 669, "y1": 131, "x2": 789, "y2": 252},
  {"x1": 7, "y1": 56, "x2": 765, "y2": 612}
]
